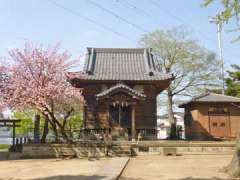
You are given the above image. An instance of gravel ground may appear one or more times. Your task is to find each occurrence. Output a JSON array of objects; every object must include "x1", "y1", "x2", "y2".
[
  {"x1": 120, "y1": 154, "x2": 235, "y2": 180},
  {"x1": 0, "y1": 159, "x2": 112, "y2": 180},
  {"x1": 0, "y1": 155, "x2": 235, "y2": 180}
]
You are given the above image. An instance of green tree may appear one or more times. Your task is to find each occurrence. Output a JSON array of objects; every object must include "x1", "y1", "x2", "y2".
[
  {"x1": 225, "y1": 64, "x2": 240, "y2": 97},
  {"x1": 140, "y1": 28, "x2": 221, "y2": 138},
  {"x1": 203, "y1": 0, "x2": 240, "y2": 22},
  {"x1": 203, "y1": 0, "x2": 240, "y2": 40},
  {"x1": 12, "y1": 106, "x2": 83, "y2": 142},
  {"x1": 12, "y1": 111, "x2": 47, "y2": 141},
  {"x1": 12, "y1": 111, "x2": 34, "y2": 136}
]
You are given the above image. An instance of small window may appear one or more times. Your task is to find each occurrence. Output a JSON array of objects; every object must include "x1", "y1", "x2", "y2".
[
  {"x1": 212, "y1": 122, "x2": 217, "y2": 126},
  {"x1": 209, "y1": 107, "x2": 214, "y2": 112},
  {"x1": 220, "y1": 122, "x2": 226, "y2": 127},
  {"x1": 209, "y1": 107, "x2": 229, "y2": 114}
]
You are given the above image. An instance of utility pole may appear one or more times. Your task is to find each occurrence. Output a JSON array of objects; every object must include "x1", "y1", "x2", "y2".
[{"x1": 210, "y1": 14, "x2": 225, "y2": 95}]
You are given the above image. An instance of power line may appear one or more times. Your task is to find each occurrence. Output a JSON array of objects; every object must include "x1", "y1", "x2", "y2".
[
  {"x1": 148, "y1": 0, "x2": 217, "y2": 44},
  {"x1": 148, "y1": 0, "x2": 240, "y2": 63},
  {"x1": 115, "y1": 0, "x2": 161, "y2": 26},
  {"x1": 47, "y1": 0, "x2": 136, "y2": 43},
  {"x1": 87, "y1": 0, "x2": 149, "y2": 33}
]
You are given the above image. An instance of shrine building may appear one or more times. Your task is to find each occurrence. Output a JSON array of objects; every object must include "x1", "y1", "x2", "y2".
[{"x1": 68, "y1": 48, "x2": 173, "y2": 140}]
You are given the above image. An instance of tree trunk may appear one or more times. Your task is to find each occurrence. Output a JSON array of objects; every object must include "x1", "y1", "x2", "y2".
[
  {"x1": 223, "y1": 138, "x2": 240, "y2": 177},
  {"x1": 167, "y1": 87, "x2": 176, "y2": 139},
  {"x1": 34, "y1": 114, "x2": 40, "y2": 144},
  {"x1": 50, "y1": 115, "x2": 71, "y2": 143},
  {"x1": 51, "y1": 122, "x2": 59, "y2": 143},
  {"x1": 58, "y1": 126, "x2": 72, "y2": 143},
  {"x1": 44, "y1": 110, "x2": 71, "y2": 143},
  {"x1": 41, "y1": 118, "x2": 49, "y2": 143}
]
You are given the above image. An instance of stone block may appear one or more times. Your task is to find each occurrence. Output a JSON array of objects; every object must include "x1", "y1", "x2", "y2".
[
  {"x1": 162, "y1": 147, "x2": 177, "y2": 156},
  {"x1": 222, "y1": 146, "x2": 235, "y2": 152},
  {"x1": 188, "y1": 147, "x2": 203, "y2": 152},
  {"x1": 177, "y1": 147, "x2": 189, "y2": 153}
]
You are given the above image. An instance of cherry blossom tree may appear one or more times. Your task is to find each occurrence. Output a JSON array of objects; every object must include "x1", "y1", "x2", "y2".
[{"x1": 0, "y1": 43, "x2": 83, "y2": 143}]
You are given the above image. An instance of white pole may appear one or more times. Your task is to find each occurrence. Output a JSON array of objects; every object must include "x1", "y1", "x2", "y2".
[
  {"x1": 210, "y1": 15, "x2": 225, "y2": 95},
  {"x1": 217, "y1": 22, "x2": 225, "y2": 95}
]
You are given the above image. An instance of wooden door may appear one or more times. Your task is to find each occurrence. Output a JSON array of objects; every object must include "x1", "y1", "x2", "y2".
[
  {"x1": 109, "y1": 106, "x2": 119, "y2": 127},
  {"x1": 121, "y1": 106, "x2": 131, "y2": 128},
  {"x1": 209, "y1": 114, "x2": 230, "y2": 138},
  {"x1": 109, "y1": 105, "x2": 131, "y2": 127}
]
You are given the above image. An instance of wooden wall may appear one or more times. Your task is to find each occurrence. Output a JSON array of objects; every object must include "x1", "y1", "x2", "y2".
[
  {"x1": 229, "y1": 105, "x2": 240, "y2": 137},
  {"x1": 82, "y1": 83, "x2": 158, "y2": 129},
  {"x1": 184, "y1": 102, "x2": 240, "y2": 140}
]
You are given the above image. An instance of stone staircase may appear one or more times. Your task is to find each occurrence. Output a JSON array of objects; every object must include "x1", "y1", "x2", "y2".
[{"x1": 111, "y1": 144, "x2": 132, "y2": 157}]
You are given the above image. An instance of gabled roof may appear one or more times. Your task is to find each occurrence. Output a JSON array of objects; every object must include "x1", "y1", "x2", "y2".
[
  {"x1": 74, "y1": 48, "x2": 172, "y2": 81},
  {"x1": 96, "y1": 83, "x2": 146, "y2": 100},
  {"x1": 179, "y1": 93, "x2": 240, "y2": 108}
]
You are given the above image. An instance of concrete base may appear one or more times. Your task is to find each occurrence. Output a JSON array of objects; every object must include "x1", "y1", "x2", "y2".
[{"x1": 21, "y1": 141, "x2": 236, "y2": 158}]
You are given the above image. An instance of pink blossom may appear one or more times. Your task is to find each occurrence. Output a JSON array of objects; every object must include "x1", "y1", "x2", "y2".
[{"x1": 0, "y1": 42, "x2": 83, "y2": 118}]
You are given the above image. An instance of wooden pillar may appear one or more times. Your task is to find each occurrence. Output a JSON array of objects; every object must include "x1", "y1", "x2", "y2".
[
  {"x1": 107, "y1": 103, "x2": 111, "y2": 129},
  {"x1": 131, "y1": 104, "x2": 136, "y2": 141}
]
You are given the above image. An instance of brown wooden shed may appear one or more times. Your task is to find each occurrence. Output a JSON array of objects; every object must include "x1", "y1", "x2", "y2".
[
  {"x1": 179, "y1": 93, "x2": 240, "y2": 140},
  {"x1": 68, "y1": 48, "x2": 173, "y2": 140}
]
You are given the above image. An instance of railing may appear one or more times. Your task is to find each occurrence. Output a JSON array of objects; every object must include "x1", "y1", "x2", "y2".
[
  {"x1": 14, "y1": 137, "x2": 28, "y2": 145},
  {"x1": 64, "y1": 128, "x2": 158, "y2": 141}
]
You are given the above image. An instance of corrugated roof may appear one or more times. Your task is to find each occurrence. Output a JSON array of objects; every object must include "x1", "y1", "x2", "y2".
[
  {"x1": 76, "y1": 47, "x2": 173, "y2": 81},
  {"x1": 96, "y1": 83, "x2": 146, "y2": 100},
  {"x1": 179, "y1": 93, "x2": 240, "y2": 107}
]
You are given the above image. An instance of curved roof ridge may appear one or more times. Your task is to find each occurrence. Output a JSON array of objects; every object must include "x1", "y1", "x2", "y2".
[{"x1": 96, "y1": 83, "x2": 146, "y2": 100}]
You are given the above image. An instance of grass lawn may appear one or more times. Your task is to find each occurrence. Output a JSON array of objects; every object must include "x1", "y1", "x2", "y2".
[{"x1": 0, "y1": 144, "x2": 10, "y2": 150}]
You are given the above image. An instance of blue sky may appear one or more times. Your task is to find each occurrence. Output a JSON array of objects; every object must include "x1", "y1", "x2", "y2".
[{"x1": 0, "y1": 0, "x2": 239, "y2": 69}]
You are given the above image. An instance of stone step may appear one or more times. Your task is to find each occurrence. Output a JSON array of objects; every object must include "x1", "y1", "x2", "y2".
[
  {"x1": 112, "y1": 149, "x2": 131, "y2": 153},
  {"x1": 8, "y1": 152, "x2": 22, "y2": 160},
  {"x1": 0, "y1": 152, "x2": 8, "y2": 160},
  {"x1": 112, "y1": 148, "x2": 131, "y2": 152},
  {"x1": 112, "y1": 145, "x2": 131, "y2": 149}
]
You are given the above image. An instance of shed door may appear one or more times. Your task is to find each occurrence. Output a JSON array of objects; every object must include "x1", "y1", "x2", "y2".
[{"x1": 209, "y1": 114, "x2": 230, "y2": 138}]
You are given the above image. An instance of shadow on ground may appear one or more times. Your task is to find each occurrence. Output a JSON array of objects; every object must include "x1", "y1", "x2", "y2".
[
  {"x1": 0, "y1": 175, "x2": 107, "y2": 180},
  {"x1": 172, "y1": 177, "x2": 235, "y2": 180},
  {"x1": 118, "y1": 177, "x2": 144, "y2": 180},
  {"x1": 119, "y1": 177, "x2": 235, "y2": 180}
]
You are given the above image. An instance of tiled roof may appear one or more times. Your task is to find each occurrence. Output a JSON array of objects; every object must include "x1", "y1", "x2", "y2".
[
  {"x1": 96, "y1": 83, "x2": 146, "y2": 100},
  {"x1": 75, "y1": 48, "x2": 172, "y2": 81},
  {"x1": 179, "y1": 93, "x2": 240, "y2": 107}
]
